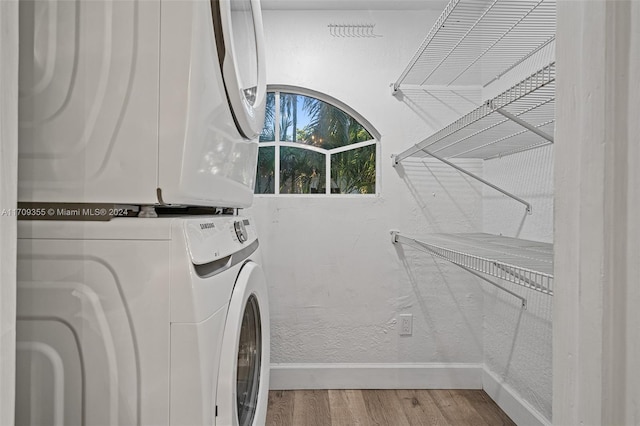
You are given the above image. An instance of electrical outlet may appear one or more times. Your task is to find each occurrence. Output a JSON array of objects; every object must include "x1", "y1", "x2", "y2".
[{"x1": 399, "y1": 314, "x2": 413, "y2": 336}]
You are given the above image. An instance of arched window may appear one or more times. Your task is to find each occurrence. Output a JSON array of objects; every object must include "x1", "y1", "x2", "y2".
[{"x1": 255, "y1": 86, "x2": 379, "y2": 195}]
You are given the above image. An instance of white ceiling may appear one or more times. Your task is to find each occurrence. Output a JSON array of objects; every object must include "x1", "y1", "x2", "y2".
[{"x1": 261, "y1": 0, "x2": 449, "y2": 11}]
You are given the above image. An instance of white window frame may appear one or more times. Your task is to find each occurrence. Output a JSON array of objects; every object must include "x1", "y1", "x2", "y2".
[{"x1": 256, "y1": 85, "x2": 381, "y2": 197}]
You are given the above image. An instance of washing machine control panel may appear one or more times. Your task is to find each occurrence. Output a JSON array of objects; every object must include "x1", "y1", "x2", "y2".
[
  {"x1": 183, "y1": 217, "x2": 256, "y2": 265},
  {"x1": 234, "y1": 220, "x2": 248, "y2": 243}
]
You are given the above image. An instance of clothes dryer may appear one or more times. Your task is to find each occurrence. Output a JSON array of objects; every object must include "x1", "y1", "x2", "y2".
[
  {"x1": 16, "y1": 215, "x2": 270, "y2": 425},
  {"x1": 18, "y1": 0, "x2": 266, "y2": 207}
]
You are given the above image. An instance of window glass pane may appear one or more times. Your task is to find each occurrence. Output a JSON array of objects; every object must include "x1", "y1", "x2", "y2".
[
  {"x1": 279, "y1": 93, "x2": 372, "y2": 148},
  {"x1": 278, "y1": 93, "x2": 300, "y2": 142},
  {"x1": 330, "y1": 145, "x2": 376, "y2": 194},
  {"x1": 255, "y1": 147, "x2": 275, "y2": 194},
  {"x1": 279, "y1": 147, "x2": 326, "y2": 194},
  {"x1": 259, "y1": 92, "x2": 275, "y2": 142}
]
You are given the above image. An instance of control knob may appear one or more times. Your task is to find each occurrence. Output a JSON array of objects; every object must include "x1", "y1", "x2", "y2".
[{"x1": 234, "y1": 220, "x2": 248, "y2": 243}]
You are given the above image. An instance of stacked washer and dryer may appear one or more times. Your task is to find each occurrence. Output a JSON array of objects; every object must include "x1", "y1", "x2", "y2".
[{"x1": 16, "y1": 1, "x2": 270, "y2": 425}]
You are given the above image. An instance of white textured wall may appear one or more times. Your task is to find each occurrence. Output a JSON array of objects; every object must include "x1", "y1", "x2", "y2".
[
  {"x1": 0, "y1": 2, "x2": 18, "y2": 425},
  {"x1": 555, "y1": 1, "x2": 640, "y2": 425},
  {"x1": 247, "y1": 10, "x2": 485, "y2": 369},
  {"x1": 482, "y1": 147, "x2": 554, "y2": 423}
]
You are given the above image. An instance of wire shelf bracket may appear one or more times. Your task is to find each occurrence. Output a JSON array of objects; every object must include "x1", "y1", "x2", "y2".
[
  {"x1": 491, "y1": 102, "x2": 554, "y2": 143},
  {"x1": 392, "y1": 147, "x2": 532, "y2": 214},
  {"x1": 391, "y1": 231, "x2": 554, "y2": 305}
]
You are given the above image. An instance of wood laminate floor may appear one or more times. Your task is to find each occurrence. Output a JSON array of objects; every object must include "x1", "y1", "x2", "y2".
[{"x1": 266, "y1": 389, "x2": 516, "y2": 426}]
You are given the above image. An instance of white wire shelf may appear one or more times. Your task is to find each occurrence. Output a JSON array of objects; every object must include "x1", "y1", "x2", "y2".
[
  {"x1": 392, "y1": 231, "x2": 553, "y2": 297},
  {"x1": 394, "y1": 0, "x2": 556, "y2": 89},
  {"x1": 394, "y1": 62, "x2": 555, "y2": 162}
]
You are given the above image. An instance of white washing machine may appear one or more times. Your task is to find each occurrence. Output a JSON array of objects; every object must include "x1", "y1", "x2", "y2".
[
  {"x1": 18, "y1": 0, "x2": 266, "y2": 207},
  {"x1": 16, "y1": 215, "x2": 270, "y2": 426}
]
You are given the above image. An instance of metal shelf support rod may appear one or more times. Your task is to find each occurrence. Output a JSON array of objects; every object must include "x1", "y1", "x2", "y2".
[
  {"x1": 395, "y1": 148, "x2": 532, "y2": 214},
  {"x1": 460, "y1": 264, "x2": 527, "y2": 309},
  {"x1": 391, "y1": 232, "x2": 527, "y2": 309},
  {"x1": 493, "y1": 105, "x2": 555, "y2": 143}
]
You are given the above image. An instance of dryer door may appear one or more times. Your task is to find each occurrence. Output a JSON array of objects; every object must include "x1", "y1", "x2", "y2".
[
  {"x1": 213, "y1": 0, "x2": 266, "y2": 139},
  {"x1": 216, "y1": 261, "x2": 270, "y2": 426}
]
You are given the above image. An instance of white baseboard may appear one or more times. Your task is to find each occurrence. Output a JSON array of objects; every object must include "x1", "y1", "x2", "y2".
[
  {"x1": 269, "y1": 362, "x2": 483, "y2": 390},
  {"x1": 482, "y1": 367, "x2": 551, "y2": 426}
]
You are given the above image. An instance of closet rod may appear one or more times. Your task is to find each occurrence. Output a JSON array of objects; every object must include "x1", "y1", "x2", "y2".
[
  {"x1": 392, "y1": 149, "x2": 532, "y2": 214},
  {"x1": 391, "y1": 231, "x2": 527, "y2": 308}
]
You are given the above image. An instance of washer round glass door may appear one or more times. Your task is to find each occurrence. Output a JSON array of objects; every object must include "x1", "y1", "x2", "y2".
[
  {"x1": 236, "y1": 295, "x2": 261, "y2": 425},
  {"x1": 213, "y1": 0, "x2": 266, "y2": 139},
  {"x1": 216, "y1": 261, "x2": 270, "y2": 426}
]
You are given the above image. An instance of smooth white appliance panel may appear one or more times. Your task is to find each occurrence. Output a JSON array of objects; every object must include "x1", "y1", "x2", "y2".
[
  {"x1": 16, "y1": 216, "x2": 270, "y2": 425},
  {"x1": 18, "y1": 0, "x2": 266, "y2": 207}
]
